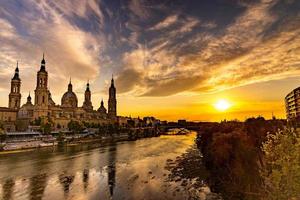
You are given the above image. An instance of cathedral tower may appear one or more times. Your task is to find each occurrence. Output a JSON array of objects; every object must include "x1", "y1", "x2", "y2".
[
  {"x1": 34, "y1": 54, "x2": 49, "y2": 117},
  {"x1": 9, "y1": 62, "x2": 21, "y2": 109},
  {"x1": 82, "y1": 81, "x2": 93, "y2": 111},
  {"x1": 108, "y1": 76, "x2": 117, "y2": 119}
]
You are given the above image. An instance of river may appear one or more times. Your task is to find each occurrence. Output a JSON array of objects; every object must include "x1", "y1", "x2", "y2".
[{"x1": 0, "y1": 133, "x2": 221, "y2": 200}]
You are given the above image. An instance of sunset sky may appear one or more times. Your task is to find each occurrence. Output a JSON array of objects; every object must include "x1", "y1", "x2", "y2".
[{"x1": 0, "y1": 0, "x2": 299, "y2": 121}]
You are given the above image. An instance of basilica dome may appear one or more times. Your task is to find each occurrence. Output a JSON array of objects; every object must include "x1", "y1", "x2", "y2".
[
  {"x1": 18, "y1": 93, "x2": 34, "y2": 119},
  {"x1": 61, "y1": 82, "x2": 78, "y2": 108}
]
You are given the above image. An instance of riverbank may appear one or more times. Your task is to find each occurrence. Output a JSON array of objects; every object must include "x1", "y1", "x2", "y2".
[
  {"x1": 165, "y1": 144, "x2": 223, "y2": 200},
  {"x1": 0, "y1": 133, "x2": 157, "y2": 154}
]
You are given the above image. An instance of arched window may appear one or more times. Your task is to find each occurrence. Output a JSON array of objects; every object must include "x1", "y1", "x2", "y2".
[{"x1": 42, "y1": 96, "x2": 45, "y2": 103}]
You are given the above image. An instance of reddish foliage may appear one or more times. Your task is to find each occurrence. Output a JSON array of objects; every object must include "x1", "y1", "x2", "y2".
[{"x1": 196, "y1": 117, "x2": 286, "y2": 200}]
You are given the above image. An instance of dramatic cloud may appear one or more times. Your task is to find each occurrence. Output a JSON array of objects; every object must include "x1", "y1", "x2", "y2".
[
  {"x1": 0, "y1": 0, "x2": 299, "y2": 100},
  {"x1": 0, "y1": 0, "x2": 105, "y2": 98},
  {"x1": 115, "y1": 0, "x2": 300, "y2": 96},
  {"x1": 149, "y1": 15, "x2": 178, "y2": 30}
]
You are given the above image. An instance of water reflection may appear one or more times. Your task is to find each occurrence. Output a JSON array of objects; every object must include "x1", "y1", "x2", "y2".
[
  {"x1": 2, "y1": 178, "x2": 15, "y2": 200},
  {"x1": 59, "y1": 174, "x2": 75, "y2": 196},
  {"x1": 30, "y1": 174, "x2": 47, "y2": 200},
  {"x1": 107, "y1": 144, "x2": 117, "y2": 197},
  {"x1": 0, "y1": 134, "x2": 205, "y2": 200},
  {"x1": 83, "y1": 169, "x2": 89, "y2": 192}
]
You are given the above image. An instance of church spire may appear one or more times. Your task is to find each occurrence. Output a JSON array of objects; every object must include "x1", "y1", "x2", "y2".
[
  {"x1": 68, "y1": 77, "x2": 72, "y2": 92},
  {"x1": 12, "y1": 61, "x2": 20, "y2": 80},
  {"x1": 83, "y1": 79, "x2": 93, "y2": 111},
  {"x1": 40, "y1": 53, "x2": 46, "y2": 72},
  {"x1": 111, "y1": 74, "x2": 114, "y2": 86},
  {"x1": 86, "y1": 79, "x2": 90, "y2": 91},
  {"x1": 9, "y1": 61, "x2": 21, "y2": 109},
  {"x1": 27, "y1": 92, "x2": 31, "y2": 103},
  {"x1": 108, "y1": 74, "x2": 117, "y2": 119},
  {"x1": 16, "y1": 61, "x2": 19, "y2": 72}
]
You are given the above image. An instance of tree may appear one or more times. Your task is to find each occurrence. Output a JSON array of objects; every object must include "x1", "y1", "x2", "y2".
[
  {"x1": 261, "y1": 128, "x2": 300, "y2": 200},
  {"x1": 32, "y1": 117, "x2": 42, "y2": 126},
  {"x1": 15, "y1": 120, "x2": 28, "y2": 131},
  {"x1": 83, "y1": 121, "x2": 90, "y2": 128},
  {"x1": 127, "y1": 119, "x2": 135, "y2": 128},
  {"x1": 107, "y1": 124, "x2": 114, "y2": 136},
  {"x1": 0, "y1": 122, "x2": 6, "y2": 143},
  {"x1": 68, "y1": 120, "x2": 83, "y2": 133},
  {"x1": 41, "y1": 122, "x2": 52, "y2": 135},
  {"x1": 98, "y1": 125, "x2": 106, "y2": 136},
  {"x1": 57, "y1": 131, "x2": 65, "y2": 146}
]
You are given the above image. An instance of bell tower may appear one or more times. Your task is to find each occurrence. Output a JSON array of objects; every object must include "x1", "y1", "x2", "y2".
[
  {"x1": 82, "y1": 80, "x2": 93, "y2": 111},
  {"x1": 34, "y1": 54, "x2": 49, "y2": 118},
  {"x1": 9, "y1": 62, "x2": 21, "y2": 109},
  {"x1": 108, "y1": 76, "x2": 117, "y2": 119}
]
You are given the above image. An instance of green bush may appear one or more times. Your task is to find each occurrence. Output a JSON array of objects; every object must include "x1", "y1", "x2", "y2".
[{"x1": 261, "y1": 128, "x2": 300, "y2": 200}]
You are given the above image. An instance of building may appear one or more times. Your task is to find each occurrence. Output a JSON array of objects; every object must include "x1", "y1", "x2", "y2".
[
  {"x1": 285, "y1": 87, "x2": 300, "y2": 120},
  {"x1": 108, "y1": 76, "x2": 117, "y2": 119},
  {"x1": 0, "y1": 62, "x2": 20, "y2": 132},
  {"x1": 0, "y1": 107, "x2": 17, "y2": 132},
  {"x1": 143, "y1": 116, "x2": 160, "y2": 127},
  {"x1": 0, "y1": 55, "x2": 118, "y2": 132},
  {"x1": 177, "y1": 119, "x2": 187, "y2": 126}
]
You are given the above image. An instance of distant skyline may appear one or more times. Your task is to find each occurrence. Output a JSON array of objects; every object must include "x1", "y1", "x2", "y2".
[{"x1": 0, "y1": 0, "x2": 300, "y2": 121}]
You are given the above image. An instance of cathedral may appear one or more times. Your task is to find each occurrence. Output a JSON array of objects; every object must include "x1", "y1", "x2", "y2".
[{"x1": 0, "y1": 55, "x2": 118, "y2": 131}]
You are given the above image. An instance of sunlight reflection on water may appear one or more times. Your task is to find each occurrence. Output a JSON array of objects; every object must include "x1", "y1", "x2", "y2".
[{"x1": 0, "y1": 133, "x2": 214, "y2": 200}]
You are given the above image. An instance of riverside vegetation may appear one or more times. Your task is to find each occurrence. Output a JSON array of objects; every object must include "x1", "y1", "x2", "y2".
[{"x1": 196, "y1": 117, "x2": 300, "y2": 200}]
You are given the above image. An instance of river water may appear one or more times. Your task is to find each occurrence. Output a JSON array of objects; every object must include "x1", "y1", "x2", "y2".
[{"x1": 0, "y1": 133, "x2": 219, "y2": 200}]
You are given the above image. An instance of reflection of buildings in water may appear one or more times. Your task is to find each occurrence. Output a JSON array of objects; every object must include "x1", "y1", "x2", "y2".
[
  {"x1": 2, "y1": 178, "x2": 15, "y2": 200},
  {"x1": 82, "y1": 148, "x2": 92, "y2": 192},
  {"x1": 30, "y1": 173, "x2": 48, "y2": 200},
  {"x1": 59, "y1": 174, "x2": 75, "y2": 196},
  {"x1": 83, "y1": 169, "x2": 89, "y2": 191},
  {"x1": 57, "y1": 146, "x2": 76, "y2": 196},
  {"x1": 108, "y1": 165, "x2": 116, "y2": 197},
  {"x1": 107, "y1": 145, "x2": 117, "y2": 198}
]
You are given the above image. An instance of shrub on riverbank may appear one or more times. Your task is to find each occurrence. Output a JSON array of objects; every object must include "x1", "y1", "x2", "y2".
[
  {"x1": 261, "y1": 128, "x2": 300, "y2": 200},
  {"x1": 196, "y1": 117, "x2": 285, "y2": 200}
]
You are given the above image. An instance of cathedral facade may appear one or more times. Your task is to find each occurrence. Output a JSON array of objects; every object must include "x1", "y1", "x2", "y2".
[{"x1": 1, "y1": 55, "x2": 118, "y2": 131}]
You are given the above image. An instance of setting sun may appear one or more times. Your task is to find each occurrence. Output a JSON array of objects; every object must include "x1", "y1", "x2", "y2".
[{"x1": 214, "y1": 99, "x2": 231, "y2": 111}]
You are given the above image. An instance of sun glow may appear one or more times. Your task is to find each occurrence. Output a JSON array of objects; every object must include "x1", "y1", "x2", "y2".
[{"x1": 214, "y1": 99, "x2": 231, "y2": 111}]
